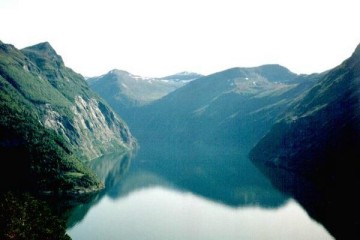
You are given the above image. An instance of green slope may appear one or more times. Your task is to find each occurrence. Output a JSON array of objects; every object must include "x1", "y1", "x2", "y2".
[
  {"x1": 250, "y1": 43, "x2": 360, "y2": 185},
  {"x1": 0, "y1": 70, "x2": 101, "y2": 193},
  {"x1": 128, "y1": 64, "x2": 319, "y2": 156},
  {"x1": 0, "y1": 41, "x2": 136, "y2": 193}
]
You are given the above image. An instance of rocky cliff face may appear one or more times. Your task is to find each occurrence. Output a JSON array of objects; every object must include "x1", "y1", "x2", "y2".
[
  {"x1": 0, "y1": 40, "x2": 136, "y2": 192},
  {"x1": 21, "y1": 42, "x2": 136, "y2": 160},
  {"x1": 42, "y1": 94, "x2": 134, "y2": 160}
]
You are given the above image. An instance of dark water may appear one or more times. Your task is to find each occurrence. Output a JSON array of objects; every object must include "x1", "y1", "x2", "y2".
[{"x1": 65, "y1": 145, "x2": 333, "y2": 240}]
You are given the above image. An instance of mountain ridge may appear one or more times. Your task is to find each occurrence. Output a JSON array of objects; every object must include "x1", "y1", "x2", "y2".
[
  {"x1": 0, "y1": 40, "x2": 136, "y2": 193},
  {"x1": 125, "y1": 63, "x2": 319, "y2": 161},
  {"x1": 249, "y1": 42, "x2": 360, "y2": 239},
  {"x1": 88, "y1": 69, "x2": 203, "y2": 122},
  {"x1": 250, "y1": 42, "x2": 360, "y2": 183}
]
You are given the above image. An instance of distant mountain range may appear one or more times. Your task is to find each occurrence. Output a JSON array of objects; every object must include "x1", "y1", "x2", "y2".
[
  {"x1": 86, "y1": 44, "x2": 360, "y2": 239},
  {"x1": 88, "y1": 70, "x2": 202, "y2": 121},
  {"x1": 90, "y1": 64, "x2": 320, "y2": 212},
  {"x1": 0, "y1": 41, "x2": 136, "y2": 193},
  {"x1": 126, "y1": 64, "x2": 320, "y2": 157}
]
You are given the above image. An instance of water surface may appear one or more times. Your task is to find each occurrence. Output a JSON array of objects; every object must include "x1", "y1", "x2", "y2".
[
  {"x1": 68, "y1": 186, "x2": 332, "y2": 240},
  {"x1": 66, "y1": 146, "x2": 334, "y2": 239}
]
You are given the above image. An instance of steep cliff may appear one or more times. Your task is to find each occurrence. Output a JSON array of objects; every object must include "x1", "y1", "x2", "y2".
[
  {"x1": 0, "y1": 41, "x2": 136, "y2": 192},
  {"x1": 21, "y1": 42, "x2": 136, "y2": 160}
]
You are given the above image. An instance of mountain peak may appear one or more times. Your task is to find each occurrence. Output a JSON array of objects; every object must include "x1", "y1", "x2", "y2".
[
  {"x1": 32, "y1": 41, "x2": 53, "y2": 50},
  {"x1": 23, "y1": 42, "x2": 57, "y2": 55},
  {"x1": 175, "y1": 71, "x2": 200, "y2": 76},
  {"x1": 21, "y1": 41, "x2": 64, "y2": 67},
  {"x1": 354, "y1": 42, "x2": 360, "y2": 54},
  {"x1": 253, "y1": 64, "x2": 297, "y2": 83},
  {"x1": 108, "y1": 69, "x2": 130, "y2": 76},
  {"x1": 256, "y1": 64, "x2": 290, "y2": 71},
  {"x1": 350, "y1": 42, "x2": 360, "y2": 60},
  {"x1": 0, "y1": 41, "x2": 16, "y2": 53},
  {"x1": 160, "y1": 71, "x2": 203, "y2": 82},
  {"x1": 344, "y1": 42, "x2": 360, "y2": 68}
]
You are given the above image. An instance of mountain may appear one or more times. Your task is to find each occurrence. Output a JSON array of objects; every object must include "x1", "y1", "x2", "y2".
[
  {"x1": 80, "y1": 64, "x2": 310, "y2": 225},
  {"x1": 250, "y1": 44, "x2": 360, "y2": 187},
  {"x1": 0, "y1": 192, "x2": 71, "y2": 240},
  {"x1": 0, "y1": 41, "x2": 136, "y2": 193},
  {"x1": 159, "y1": 71, "x2": 203, "y2": 82},
  {"x1": 128, "y1": 64, "x2": 319, "y2": 157},
  {"x1": 87, "y1": 69, "x2": 202, "y2": 121},
  {"x1": 249, "y1": 44, "x2": 360, "y2": 239}
]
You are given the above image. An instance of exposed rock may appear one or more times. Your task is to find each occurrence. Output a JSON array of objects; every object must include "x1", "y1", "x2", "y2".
[{"x1": 0, "y1": 40, "x2": 136, "y2": 193}]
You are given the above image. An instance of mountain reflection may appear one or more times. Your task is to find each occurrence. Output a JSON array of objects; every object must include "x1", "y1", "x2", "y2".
[
  {"x1": 254, "y1": 163, "x2": 360, "y2": 239},
  {"x1": 65, "y1": 144, "x2": 288, "y2": 228}
]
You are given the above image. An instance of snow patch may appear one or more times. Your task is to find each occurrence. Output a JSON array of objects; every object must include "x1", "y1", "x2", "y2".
[
  {"x1": 22, "y1": 65, "x2": 29, "y2": 72},
  {"x1": 129, "y1": 74, "x2": 154, "y2": 81}
]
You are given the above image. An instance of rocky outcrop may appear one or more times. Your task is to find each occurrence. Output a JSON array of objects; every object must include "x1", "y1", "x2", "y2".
[
  {"x1": 0, "y1": 40, "x2": 136, "y2": 193},
  {"x1": 42, "y1": 95, "x2": 135, "y2": 160},
  {"x1": 71, "y1": 96, "x2": 134, "y2": 160},
  {"x1": 21, "y1": 42, "x2": 136, "y2": 161}
]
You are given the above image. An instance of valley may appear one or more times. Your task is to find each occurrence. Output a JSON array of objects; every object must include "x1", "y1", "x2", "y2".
[{"x1": 1, "y1": 40, "x2": 359, "y2": 239}]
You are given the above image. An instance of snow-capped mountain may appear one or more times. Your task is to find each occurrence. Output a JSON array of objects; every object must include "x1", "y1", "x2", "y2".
[{"x1": 87, "y1": 69, "x2": 203, "y2": 122}]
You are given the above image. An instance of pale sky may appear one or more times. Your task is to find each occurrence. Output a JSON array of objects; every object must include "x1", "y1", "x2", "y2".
[{"x1": 1, "y1": 0, "x2": 360, "y2": 77}]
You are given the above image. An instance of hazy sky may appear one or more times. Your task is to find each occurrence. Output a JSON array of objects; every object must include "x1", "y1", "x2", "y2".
[{"x1": 1, "y1": 0, "x2": 360, "y2": 77}]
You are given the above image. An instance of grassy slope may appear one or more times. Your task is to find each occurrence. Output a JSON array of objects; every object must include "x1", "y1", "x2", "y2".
[
  {"x1": 0, "y1": 42, "x2": 102, "y2": 193},
  {"x1": 129, "y1": 65, "x2": 318, "y2": 156}
]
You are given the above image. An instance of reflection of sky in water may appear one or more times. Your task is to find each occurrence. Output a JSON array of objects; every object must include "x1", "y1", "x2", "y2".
[{"x1": 67, "y1": 187, "x2": 333, "y2": 240}]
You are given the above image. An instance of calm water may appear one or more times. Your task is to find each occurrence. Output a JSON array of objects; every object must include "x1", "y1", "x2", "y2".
[
  {"x1": 67, "y1": 188, "x2": 332, "y2": 240},
  {"x1": 66, "y1": 146, "x2": 334, "y2": 240}
]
